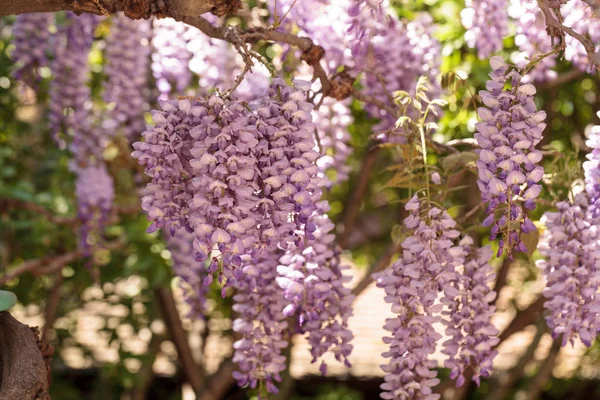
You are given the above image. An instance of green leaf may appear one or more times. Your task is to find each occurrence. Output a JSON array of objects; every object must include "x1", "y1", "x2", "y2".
[
  {"x1": 0, "y1": 290, "x2": 17, "y2": 311},
  {"x1": 521, "y1": 229, "x2": 540, "y2": 258}
]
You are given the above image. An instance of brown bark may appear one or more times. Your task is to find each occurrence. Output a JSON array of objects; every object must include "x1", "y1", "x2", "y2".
[
  {"x1": 154, "y1": 286, "x2": 205, "y2": 395},
  {"x1": 0, "y1": 312, "x2": 53, "y2": 400},
  {"x1": 0, "y1": 0, "x2": 214, "y2": 18}
]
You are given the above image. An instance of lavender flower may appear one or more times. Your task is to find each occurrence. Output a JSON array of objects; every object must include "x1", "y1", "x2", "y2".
[
  {"x1": 314, "y1": 98, "x2": 353, "y2": 184},
  {"x1": 132, "y1": 80, "x2": 323, "y2": 280},
  {"x1": 49, "y1": 12, "x2": 101, "y2": 142},
  {"x1": 562, "y1": 0, "x2": 600, "y2": 71},
  {"x1": 277, "y1": 201, "x2": 354, "y2": 371},
  {"x1": 351, "y1": 9, "x2": 441, "y2": 135},
  {"x1": 537, "y1": 193, "x2": 600, "y2": 346},
  {"x1": 232, "y1": 252, "x2": 289, "y2": 394},
  {"x1": 509, "y1": 0, "x2": 557, "y2": 82},
  {"x1": 442, "y1": 237, "x2": 499, "y2": 387},
  {"x1": 583, "y1": 111, "x2": 600, "y2": 215},
  {"x1": 74, "y1": 163, "x2": 114, "y2": 253},
  {"x1": 375, "y1": 195, "x2": 464, "y2": 399},
  {"x1": 11, "y1": 13, "x2": 52, "y2": 86},
  {"x1": 476, "y1": 56, "x2": 546, "y2": 256},
  {"x1": 151, "y1": 18, "x2": 195, "y2": 98},
  {"x1": 104, "y1": 14, "x2": 151, "y2": 139},
  {"x1": 461, "y1": 0, "x2": 509, "y2": 59}
]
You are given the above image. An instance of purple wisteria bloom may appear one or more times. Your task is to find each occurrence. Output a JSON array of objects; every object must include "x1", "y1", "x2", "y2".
[
  {"x1": 509, "y1": 0, "x2": 557, "y2": 82},
  {"x1": 375, "y1": 195, "x2": 465, "y2": 400},
  {"x1": 475, "y1": 56, "x2": 546, "y2": 257},
  {"x1": 132, "y1": 80, "x2": 322, "y2": 278},
  {"x1": 537, "y1": 193, "x2": 600, "y2": 346},
  {"x1": 562, "y1": 0, "x2": 600, "y2": 71},
  {"x1": 442, "y1": 237, "x2": 499, "y2": 387},
  {"x1": 232, "y1": 252, "x2": 289, "y2": 395},
  {"x1": 11, "y1": 13, "x2": 52, "y2": 86},
  {"x1": 461, "y1": 0, "x2": 509, "y2": 59},
  {"x1": 277, "y1": 200, "x2": 354, "y2": 372},
  {"x1": 104, "y1": 14, "x2": 152, "y2": 139},
  {"x1": 151, "y1": 18, "x2": 195, "y2": 98},
  {"x1": 583, "y1": 112, "x2": 600, "y2": 215},
  {"x1": 350, "y1": 7, "x2": 441, "y2": 135},
  {"x1": 74, "y1": 163, "x2": 115, "y2": 253},
  {"x1": 49, "y1": 12, "x2": 101, "y2": 142}
]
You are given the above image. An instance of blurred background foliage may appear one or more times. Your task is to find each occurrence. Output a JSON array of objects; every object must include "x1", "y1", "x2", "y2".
[{"x1": 1, "y1": 0, "x2": 600, "y2": 399}]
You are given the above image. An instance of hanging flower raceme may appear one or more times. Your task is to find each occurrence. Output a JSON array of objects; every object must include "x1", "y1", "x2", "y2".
[
  {"x1": 476, "y1": 56, "x2": 546, "y2": 257},
  {"x1": 441, "y1": 237, "x2": 499, "y2": 387},
  {"x1": 537, "y1": 193, "x2": 600, "y2": 346},
  {"x1": 166, "y1": 229, "x2": 208, "y2": 319},
  {"x1": 74, "y1": 163, "x2": 115, "y2": 253},
  {"x1": 232, "y1": 252, "x2": 289, "y2": 395},
  {"x1": 132, "y1": 80, "x2": 322, "y2": 279},
  {"x1": 461, "y1": 0, "x2": 509, "y2": 59},
  {"x1": 277, "y1": 200, "x2": 354, "y2": 373},
  {"x1": 151, "y1": 18, "x2": 196, "y2": 98},
  {"x1": 375, "y1": 195, "x2": 464, "y2": 400},
  {"x1": 49, "y1": 12, "x2": 101, "y2": 142},
  {"x1": 314, "y1": 98, "x2": 353, "y2": 184},
  {"x1": 354, "y1": 11, "x2": 441, "y2": 134},
  {"x1": 583, "y1": 112, "x2": 600, "y2": 215},
  {"x1": 104, "y1": 14, "x2": 152, "y2": 139},
  {"x1": 11, "y1": 13, "x2": 52, "y2": 86}
]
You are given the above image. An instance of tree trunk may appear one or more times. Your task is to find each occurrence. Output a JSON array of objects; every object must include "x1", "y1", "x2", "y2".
[{"x1": 0, "y1": 311, "x2": 53, "y2": 400}]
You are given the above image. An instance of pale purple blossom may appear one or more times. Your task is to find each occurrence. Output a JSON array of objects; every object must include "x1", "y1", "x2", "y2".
[
  {"x1": 462, "y1": 0, "x2": 509, "y2": 59},
  {"x1": 151, "y1": 18, "x2": 195, "y2": 98},
  {"x1": 537, "y1": 193, "x2": 600, "y2": 346},
  {"x1": 375, "y1": 195, "x2": 464, "y2": 399},
  {"x1": 104, "y1": 14, "x2": 152, "y2": 139},
  {"x1": 475, "y1": 56, "x2": 546, "y2": 257},
  {"x1": 74, "y1": 163, "x2": 114, "y2": 253},
  {"x1": 441, "y1": 237, "x2": 499, "y2": 387},
  {"x1": 11, "y1": 13, "x2": 52, "y2": 86},
  {"x1": 583, "y1": 111, "x2": 600, "y2": 214},
  {"x1": 232, "y1": 252, "x2": 289, "y2": 395}
]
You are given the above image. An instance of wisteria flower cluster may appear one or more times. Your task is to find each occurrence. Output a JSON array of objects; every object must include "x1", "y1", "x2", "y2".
[
  {"x1": 232, "y1": 252, "x2": 289, "y2": 395},
  {"x1": 104, "y1": 14, "x2": 152, "y2": 139},
  {"x1": 537, "y1": 193, "x2": 600, "y2": 346},
  {"x1": 583, "y1": 111, "x2": 600, "y2": 215},
  {"x1": 350, "y1": 8, "x2": 441, "y2": 134},
  {"x1": 133, "y1": 80, "x2": 323, "y2": 274},
  {"x1": 475, "y1": 56, "x2": 546, "y2": 256},
  {"x1": 376, "y1": 197, "x2": 499, "y2": 398},
  {"x1": 74, "y1": 164, "x2": 115, "y2": 253},
  {"x1": 442, "y1": 237, "x2": 499, "y2": 386},
  {"x1": 375, "y1": 196, "x2": 464, "y2": 399},
  {"x1": 461, "y1": 0, "x2": 509, "y2": 59},
  {"x1": 278, "y1": 200, "x2": 354, "y2": 371},
  {"x1": 133, "y1": 79, "x2": 354, "y2": 393},
  {"x1": 49, "y1": 12, "x2": 101, "y2": 141},
  {"x1": 151, "y1": 18, "x2": 195, "y2": 98},
  {"x1": 10, "y1": 13, "x2": 52, "y2": 86}
]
